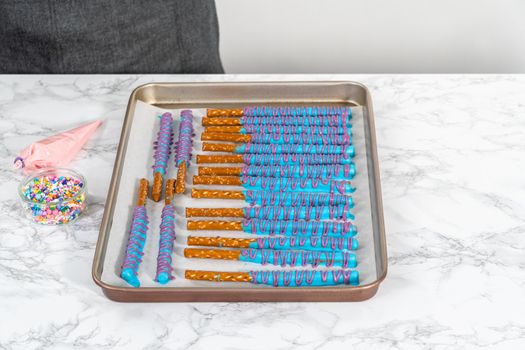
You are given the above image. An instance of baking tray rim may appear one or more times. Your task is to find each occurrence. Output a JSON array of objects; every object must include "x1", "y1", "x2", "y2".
[{"x1": 92, "y1": 80, "x2": 388, "y2": 302}]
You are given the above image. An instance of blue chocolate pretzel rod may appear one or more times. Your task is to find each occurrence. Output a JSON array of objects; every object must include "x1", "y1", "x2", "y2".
[
  {"x1": 185, "y1": 269, "x2": 360, "y2": 287},
  {"x1": 186, "y1": 235, "x2": 359, "y2": 252},
  {"x1": 203, "y1": 106, "x2": 352, "y2": 127},
  {"x1": 186, "y1": 219, "x2": 358, "y2": 237},
  {"x1": 186, "y1": 203, "x2": 355, "y2": 221},
  {"x1": 196, "y1": 153, "x2": 354, "y2": 165},
  {"x1": 203, "y1": 142, "x2": 355, "y2": 157},
  {"x1": 184, "y1": 247, "x2": 357, "y2": 268},
  {"x1": 191, "y1": 189, "x2": 354, "y2": 207},
  {"x1": 193, "y1": 175, "x2": 356, "y2": 194},
  {"x1": 202, "y1": 130, "x2": 352, "y2": 145},
  {"x1": 198, "y1": 164, "x2": 356, "y2": 180}
]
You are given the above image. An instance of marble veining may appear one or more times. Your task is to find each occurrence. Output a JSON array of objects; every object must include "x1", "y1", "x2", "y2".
[{"x1": 0, "y1": 75, "x2": 524, "y2": 349}]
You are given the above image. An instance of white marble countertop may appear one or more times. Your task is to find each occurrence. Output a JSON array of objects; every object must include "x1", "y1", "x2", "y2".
[{"x1": 1, "y1": 75, "x2": 524, "y2": 349}]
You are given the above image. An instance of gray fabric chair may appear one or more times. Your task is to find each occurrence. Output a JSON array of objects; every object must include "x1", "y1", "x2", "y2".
[{"x1": 0, "y1": 0, "x2": 223, "y2": 73}]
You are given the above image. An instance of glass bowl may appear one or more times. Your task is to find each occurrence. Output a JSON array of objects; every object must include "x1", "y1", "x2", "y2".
[{"x1": 18, "y1": 167, "x2": 88, "y2": 225}]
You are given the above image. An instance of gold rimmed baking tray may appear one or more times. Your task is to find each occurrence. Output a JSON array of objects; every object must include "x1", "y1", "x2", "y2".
[{"x1": 92, "y1": 81, "x2": 387, "y2": 302}]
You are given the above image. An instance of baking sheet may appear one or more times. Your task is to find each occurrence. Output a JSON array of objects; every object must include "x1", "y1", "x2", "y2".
[{"x1": 100, "y1": 100, "x2": 376, "y2": 288}]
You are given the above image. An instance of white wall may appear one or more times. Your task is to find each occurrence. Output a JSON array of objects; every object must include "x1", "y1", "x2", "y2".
[{"x1": 216, "y1": 0, "x2": 525, "y2": 73}]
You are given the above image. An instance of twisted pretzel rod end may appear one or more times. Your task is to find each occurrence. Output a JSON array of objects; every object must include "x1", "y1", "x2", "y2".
[
  {"x1": 191, "y1": 188, "x2": 245, "y2": 200},
  {"x1": 165, "y1": 178, "x2": 175, "y2": 204},
  {"x1": 152, "y1": 172, "x2": 163, "y2": 202},
  {"x1": 206, "y1": 108, "x2": 244, "y2": 117},
  {"x1": 187, "y1": 236, "x2": 255, "y2": 248},
  {"x1": 137, "y1": 178, "x2": 149, "y2": 206},
  {"x1": 198, "y1": 166, "x2": 243, "y2": 176},
  {"x1": 185, "y1": 207, "x2": 245, "y2": 218},
  {"x1": 185, "y1": 269, "x2": 253, "y2": 282},
  {"x1": 202, "y1": 117, "x2": 242, "y2": 127},
  {"x1": 196, "y1": 154, "x2": 244, "y2": 164},
  {"x1": 204, "y1": 126, "x2": 243, "y2": 133},
  {"x1": 202, "y1": 142, "x2": 237, "y2": 153},
  {"x1": 186, "y1": 220, "x2": 244, "y2": 231},
  {"x1": 175, "y1": 162, "x2": 187, "y2": 194},
  {"x1": 201, "y1": 133, "x2": 251, "y2": 143},
  {"x1": 184, "y1": 248, "x2": 241, "y2": 260}
]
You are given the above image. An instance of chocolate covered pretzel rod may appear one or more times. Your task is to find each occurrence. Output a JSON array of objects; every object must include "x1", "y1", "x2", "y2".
[
  {"x1": 191, "y1": 189, "x2": 353, "y2": 207},
  {"x1": 152, "y1": 113, "x2": 174, "y2": 201},
  {"x1": 186, "y1": 219, "x2": 357, "y2": 237},
  {"x1": 184, "y1": 248, "x2": 357, "y2": 268},
  {"x1": 185, "y1": 269, "x2": 359, "y2": 287},
  {"x1": 193, "y1": 175, "x2": 355, "y2": 194},
  {"x1": 155, "y1": 179, "x2": 176, "y2": 284},
  {"x1": 121, "y1": 179, "x2": 149, "y2": 287},
  {"x1": 201, "y1": 131, "x2": 351, "y2": 145},
  {"x1": 187, "y1": 236, "x2": 359, "y2": 251},
  {"x1": 198, "y1": 164, "x2": 356, "y2": 179},
  {"x1": 196, "y1": 153, "x2": 354, "y2": 165},
  {"x1": 202, "y1": 142, "x2": 355, "y2": 156},
  {"x1": 185, "y1": 204, "x2": 354, "y2": 221},
  {"x1": 204, "y1": 124, "x2": 351, "y2": 135}
]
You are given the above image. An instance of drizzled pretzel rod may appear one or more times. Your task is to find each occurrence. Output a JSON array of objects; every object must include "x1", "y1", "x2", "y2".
[
  {"x1": 152, "y1": 113, "x2": 174, "y2": 202},
  {"x1": 191, "y1": 189, "x2": 354, "y2": 207},
  {"x1": 202, "y1": 108, "x2": 352, "y2": 127},
  {"x1": 198, "y1": 164, "x2": 356, "y2": 180},
  {"x1": 206, "y1": 106, "x2": 352, "y2": 118},
  {"x1": 201, "y1": 132, "x2": 351, "y2": 145},
  {"x1": 187, "y1": 220, "x2": 358, "y2": 237},
  {"x1": 204, "y1": 124, "x2": 351, "y2": 135},
  {"x1": 202, "y1": 142, "x2": 355, "y2": 155},
  {"x1": 184, "y1": 247, "x2": 356, "y2": 268},
  {"x1": 121, "y1": 178, "x2": 150, "y2": 287},
  {"x1": 185, "y1": 269, "x2": 360, "y2": 287},
  {"x1": 185, "y1": 204, "x2": 354, "y2": 221},
  {"x1": 193, "y1": 175, "x2": 356, "y2": 195},
  {"x1": 196, "y1": 154, "x2": 354, "y2": 165},
  {"x1": 155, "y1": 179, "x2": 176, "y2": 284},
  {"x1": 187, "y1": 236, "x2": 359, "y2": 251}
]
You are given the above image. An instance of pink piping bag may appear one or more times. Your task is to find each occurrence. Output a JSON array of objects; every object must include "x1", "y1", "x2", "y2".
[{"x1": 14, "y1": 120, "x2": 102, "y2": 173}]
